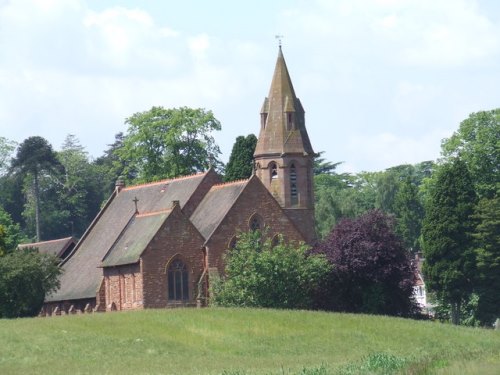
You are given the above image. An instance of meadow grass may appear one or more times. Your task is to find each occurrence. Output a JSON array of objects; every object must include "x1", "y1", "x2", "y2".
[{"x1": 0, "y1": 308, "x2": 498, "y2": 374}]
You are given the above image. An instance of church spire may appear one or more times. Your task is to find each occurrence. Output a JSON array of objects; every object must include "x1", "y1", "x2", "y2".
[
  {"x1": 253, "y1": 47, "x2": 317, "y2": 244},
  {"x1": 254, "y1": 47, "x2": 314, "y2": 157}
]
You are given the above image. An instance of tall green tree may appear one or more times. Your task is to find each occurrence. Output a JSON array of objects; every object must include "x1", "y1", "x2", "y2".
[
  {"x1": 441, "y1": 108, "x2": 499, "y2": 199},
  {"x1": 56, "y1": 135, "x2": 101, "y2": 237},
  {"x1": 224, "y1": 134, "x2": 257, "y2": 182},
  {"x1": 0, "y1": 206, "x2": 23, "y2": 255},
  {"x1": 10, "y1": 137, "x2": 61, "y2": 241},
  {"x1": 118, "y1": 107, "x2": 222, "y2": 182},
  {"x1": 394, "y1": 175, "x2": 424, "y2": 252},
  {"x1": 94, "y1": 132, "x2": 136, "y2": 199},
  {"x1": 472, "y1": 191, "x2": 500, "y2": 326},
  {"x1": 422, "y1": 158, "x2": 477, "y2": 324},
  {"x1": 0, "y1": 137, "x2": 16, "y2": 176}
]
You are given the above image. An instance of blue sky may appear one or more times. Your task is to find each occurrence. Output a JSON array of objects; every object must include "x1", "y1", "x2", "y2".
[{"x1": 0, "y1": 0, "x2": 499, "y2": 172}]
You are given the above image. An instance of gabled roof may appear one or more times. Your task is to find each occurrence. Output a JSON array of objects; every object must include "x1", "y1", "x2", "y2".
[
  {"x1": 101, "y1": 209, "x2": 172, "y2": 267},
  {"x1": 254, "y1": 47, "x2": 314, "y2": 157},
  {"x1": 46, "y1": 172, "x2": 212, "y2": 302},
  {"x1": 190, "y1": 179, "x2": 248, "y2": 240},
  {"x1": 18, "y1": 237, "x2": 76, "y2": 259}
]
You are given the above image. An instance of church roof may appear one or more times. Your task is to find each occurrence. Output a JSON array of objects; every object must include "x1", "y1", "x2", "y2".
[
  {"x1": 18, "y1": 236, "x2": 76, "y2": 259},
  {"x1": 254, "y1": 47, "x2": 314, "y2": 157},
  {"x1": 190, "y1": 179, "x2": 248, "y2": 240},
  {"x1": 46, "y1": 172, "x2": 211, "y2": 302},
  {"x1": 101, "y1": 209, "x2": 173, "y2": 267}
]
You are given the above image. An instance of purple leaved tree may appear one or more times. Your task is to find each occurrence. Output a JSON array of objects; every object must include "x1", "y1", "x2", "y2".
[{"x1": 313, "y1": 210, "x2": 419, "y2": 317}]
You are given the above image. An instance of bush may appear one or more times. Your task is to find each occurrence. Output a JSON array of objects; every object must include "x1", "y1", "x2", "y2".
[
  {"x1": 211, "y1": 231, "x2": 331, "y2": 309},
  {"x1": 0, "y1": 248, "x2": 61, "y2": 318}
]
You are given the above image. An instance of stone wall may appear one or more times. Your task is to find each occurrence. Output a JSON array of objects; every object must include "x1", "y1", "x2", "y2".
[{"x1": 206, "y1": 176, "x2": 305, "y2": 274}]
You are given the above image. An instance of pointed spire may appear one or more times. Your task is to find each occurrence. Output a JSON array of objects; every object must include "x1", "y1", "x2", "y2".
[{"x1": 254, "y1": 47, "x2": 314, "y2": 157}]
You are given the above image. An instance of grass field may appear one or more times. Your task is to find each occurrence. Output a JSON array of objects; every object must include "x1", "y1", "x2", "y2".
[{"x1": 0, "y1": 308, "x2": 499, "y2": 374}]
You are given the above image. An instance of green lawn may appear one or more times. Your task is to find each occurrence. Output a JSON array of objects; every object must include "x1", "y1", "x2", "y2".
[{"x1": 0, "y1": 308, "x2": 499, "y2": 374}]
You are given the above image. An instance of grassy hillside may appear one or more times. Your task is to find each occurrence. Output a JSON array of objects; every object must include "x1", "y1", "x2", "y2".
[{"x1": 0, "y1": 308, "x2": 499, "y2": 374}]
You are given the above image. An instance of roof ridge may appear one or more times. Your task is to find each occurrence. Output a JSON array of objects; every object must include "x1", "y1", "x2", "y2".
[
  {"x1": 122, "y1": 171, "x2": 207, "y2": 191},
  {"x1": 136, "y1": 208, "x2": 173, "y2": 218},
  {"x1": 19, "y1": 236, "x2": 74, "y2": 247},
  {"x1": 211, "y1": 178, "x2": 249, "y2": 189}
]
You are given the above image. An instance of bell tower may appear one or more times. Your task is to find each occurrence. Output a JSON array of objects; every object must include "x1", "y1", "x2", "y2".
[{"x1": 254, "y1": 47, "x2": 317, "y2": 244}]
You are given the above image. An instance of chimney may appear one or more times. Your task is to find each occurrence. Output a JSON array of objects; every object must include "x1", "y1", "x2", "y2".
[
  {"x1": 171, "y1": 200, "x2": 180, "y2": 208},
  {"x1": 115, "y1": 176, "x2": 125, "y2": 193}
]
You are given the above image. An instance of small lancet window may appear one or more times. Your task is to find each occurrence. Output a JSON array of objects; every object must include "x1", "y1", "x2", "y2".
[
  {"x1": 168, "y1": 259, "x2": 189, "y2": 301},
  {"x1": 287, "y1": 113, "x2": 293, "y2": 131}
]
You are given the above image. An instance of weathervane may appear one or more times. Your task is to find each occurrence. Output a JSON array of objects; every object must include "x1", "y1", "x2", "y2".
[{"x1": 275, "y1": 34, "x2": 284, "y2": 48}]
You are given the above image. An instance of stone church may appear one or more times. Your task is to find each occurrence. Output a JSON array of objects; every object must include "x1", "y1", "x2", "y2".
[{"x1": 42, "y1": 47, "x2": 316, "y2": 315}]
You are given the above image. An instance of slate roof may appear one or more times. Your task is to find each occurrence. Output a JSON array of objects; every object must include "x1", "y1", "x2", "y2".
[
  {"x1": 18, "y1": 237, "x2": 76, "y2": 259},
  {"x1": 101, "y1": 210, "x2": 172, "y2": 267},
  {"x1": 190, "y1": 179, "x2": 248, "y2": 240},
  {"x1": 46, "y1": 172, "x2": 210, "y2": 302}
]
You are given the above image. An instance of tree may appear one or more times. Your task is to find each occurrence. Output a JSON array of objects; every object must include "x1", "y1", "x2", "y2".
[
  {"x1": 313, "y1": 210, "x2": 418, "y2": 317},
  {"x1": 94, "y1": 132, "x2": 136, "y2": 199},
  {"x1": 118, "y1": 107, "x2": 222, "y2": 182},
  {"x1": 56, "y1": 135, "x2": 101, "y2": 237},
  {"x1": 0, "y1": 137, "x2": 16, "y2": 176},
  {"x1": 0, "y1": 248, "x2": 61, "y2": 318},
  {"x1": 394, "y1": 175, "x2": 424, "y2": 252},
  {"x1": 441, "y1": 109, "x2": 499, "y2": 199},
  {"x1": 211, "y1": 231, "x2": 331, "y2": 309},
  {"x1": 10, "y1": 137, "x2": 61, "y2": 241},
  {"x1": 472, "y1": 192, "x2": 500, "y2": 326},
  {"x1": 0, "y1": 206, "x2": 23, "y2": 255},
  {"x1": 313, "y1": 152, "x2": 341, "y2": 175},
  {"x1": 224, "y1": 134, "x2": 257, "y2": 182},
  {"x1": 421, "y1": 158, "x2": 477, "y2": 325}
]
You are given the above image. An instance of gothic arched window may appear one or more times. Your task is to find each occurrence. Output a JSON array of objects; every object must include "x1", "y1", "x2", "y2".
[
  {"x1": 249, "y1": 213, "x2": 263, "y2": 232},
  {"x1": 290, "y1": 163, "x2": 298, "y2": 205},
  {"x1": 167, "y1": 259, "x2": 189, "y2": 301},
  {"x1": 270, "y1": 162, "x2": 278, "y2": 181}
]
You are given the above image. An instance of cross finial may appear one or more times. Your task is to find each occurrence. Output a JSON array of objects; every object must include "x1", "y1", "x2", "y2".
[
  {"x1": 275, "y1": 34, "x2": 284, "y2": 48},
  {"x1": 133, "y1": 196, "x2": 139, "y2": 214}
]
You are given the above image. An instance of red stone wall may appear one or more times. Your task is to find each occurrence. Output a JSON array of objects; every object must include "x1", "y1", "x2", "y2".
[
  {"x1": 140, "y1": 206, "x2": 205, "y2": 308},
  {"x1": 103, "y1": 263, "x2": 143, "y2": 311},
  {"x1": 206, "y1": 176, "x2": 305, "y2": 274}
]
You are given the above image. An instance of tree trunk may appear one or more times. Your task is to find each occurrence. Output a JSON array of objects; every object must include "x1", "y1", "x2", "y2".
[
  {"x1": 451, "y1": 301, "x2": 461, "y2": 325},
  {"x1": 34, "y1": 170, "x2": 41, "y2": 242}
]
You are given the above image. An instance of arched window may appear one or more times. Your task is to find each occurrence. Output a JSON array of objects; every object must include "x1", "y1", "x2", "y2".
[
  {"x1": 228, "y1": 236, "x2": 237, "y2": 250},
  {"x1": 271, "y1": 234, "x2": 280, "y2": 248},
  {"x1": 290, "y1": 163, "x2": 298, "y2": 205},
  {"x1": 269, "y1": 162, "x2": 278, "y2": 181},
  {"x1": 168, "y1": 259, "x2": 189, "y2": 301},
  {"x1": 249, "y1": 213, "x2": 263, "y2": 232}
]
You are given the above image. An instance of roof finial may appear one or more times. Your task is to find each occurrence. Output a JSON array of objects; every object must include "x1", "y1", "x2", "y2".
[
  {"x1": 275, "y1": 34, "x2": 284, "y2": 48},
  {"x1": 133, "y1": 196, "x2": 139, "y2": 214}
]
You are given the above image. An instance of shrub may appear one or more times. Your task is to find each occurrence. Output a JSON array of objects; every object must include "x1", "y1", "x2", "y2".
[{"x1": 211, "y1": 231, "x2": 331, "y2": 309}]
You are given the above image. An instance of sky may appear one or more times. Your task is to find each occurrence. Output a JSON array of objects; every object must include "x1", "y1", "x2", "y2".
[{"x1": 0, "y1": 0, "x2": 499, "y2": 173}]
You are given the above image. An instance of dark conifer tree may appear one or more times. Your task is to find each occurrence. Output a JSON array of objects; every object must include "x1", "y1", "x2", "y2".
[
  {"x1": 224, "y1": 134, "x2": 257, "y2": 182},
  {"x1": 422, "y1": 158, "x2": 477, "y2": 325}
]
